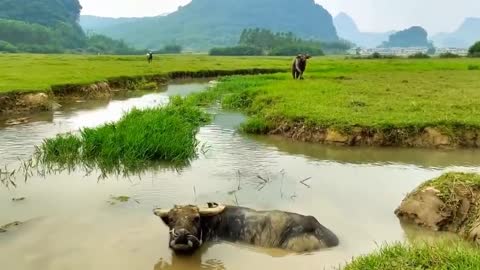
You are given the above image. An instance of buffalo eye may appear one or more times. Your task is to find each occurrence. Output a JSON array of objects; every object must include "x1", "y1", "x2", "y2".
[{"x1": 193, "y1": 216, "x2": 200, "y2": 223}]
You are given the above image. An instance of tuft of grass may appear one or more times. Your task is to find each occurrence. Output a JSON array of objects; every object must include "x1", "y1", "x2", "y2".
[
  {"x1": 108, "y1": 195, "x2": 131, "y2": 205},
  {"x1": 34, "y1": 96, "x2": 210, "y2": 174},
  {"x1": 36, "y1": 133, "x2": 82, "y2": 167},
  {"x1": 240, "y1": 117, "x2": 275, "y2": 134},
  {"x1": 417, "y1": 172, "x2": 480, "y2": 200},
  {"x1": 138, "y1": 81, "x2": 158, "y2": 90},
  {"x1": 344, "y1": 241, "x2": 480, "y2": 270},
  {"x1": 468, "y1": 64, "x2": 479, "y2": 70}
]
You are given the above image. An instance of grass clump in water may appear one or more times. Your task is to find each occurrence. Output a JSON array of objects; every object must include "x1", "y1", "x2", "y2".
[
  {"x1": 344, "y1": 241, "x2": 480, "y2": 270},
  {"x1": 35, "y1": 96, "x2": 209, "y2": 174}
]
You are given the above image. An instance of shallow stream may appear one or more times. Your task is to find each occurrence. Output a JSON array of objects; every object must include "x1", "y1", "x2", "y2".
[{"x1": 1, "y1": 81, "x2": 479, "y2": 270}]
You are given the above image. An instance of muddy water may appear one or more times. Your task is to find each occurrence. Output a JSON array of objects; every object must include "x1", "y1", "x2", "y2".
[{"x1": 1, "y1": 81, "x2": 479, "y2": 270}]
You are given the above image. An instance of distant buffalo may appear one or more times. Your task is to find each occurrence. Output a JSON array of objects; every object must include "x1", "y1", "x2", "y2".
[
  {"x1": 147, "y1": 52, "x2": 153, "y2": 63},
  {"x1": 292, "y1": 54, "x2": 311, "y2": 80},
  {"x1": 154, "y1": 203, "x2": 338, "y2": 254}
]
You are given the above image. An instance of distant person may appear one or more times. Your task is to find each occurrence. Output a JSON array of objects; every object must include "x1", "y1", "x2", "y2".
[
  {"x1": 147, "y1": 52, "x2": 153, "y2": 63},
  {"x1": 292, "y1": 54, "x2": 311, "y2": 80}
]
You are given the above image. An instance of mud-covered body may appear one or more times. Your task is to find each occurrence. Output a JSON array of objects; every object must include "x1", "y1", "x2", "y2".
[
  {"x1": 202, "y1": 206, "x2": 338, "y2": 251},
  {"x1": 155, "y1": 204, "x2": 338, "y2": 253}
]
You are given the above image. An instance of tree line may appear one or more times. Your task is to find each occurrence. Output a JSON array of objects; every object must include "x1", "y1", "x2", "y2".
[
  {"x1": 469, "y1": 41, "x2": 480, "y2": 57},
  {"x1": 210, "y1": 28, "x2": 352, "y2": 56}
]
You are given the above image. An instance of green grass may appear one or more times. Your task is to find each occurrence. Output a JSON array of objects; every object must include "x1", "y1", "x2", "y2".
[
  {"x1": 418, "y1": 172, "x2": 480, "y2": 200},
  {"x1": 189, "y1": 57, "x2": 480, "y2": 133},
  {"x1": 0, "y1": 54, "x2": 287, "y2": 92},
  {"x1": 413, "y1": 172, "x2": 480, "y2": 235},
  {"x1": 34, "y1": 97, "x2": 209, "y2": 175},
  {"x1": 344, "y1": 242, "x2": 480, "y2": 270}
]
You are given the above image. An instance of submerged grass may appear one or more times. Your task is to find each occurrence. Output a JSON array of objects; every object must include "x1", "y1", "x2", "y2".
[
  {"x1": 189, "y1": 58, "x2": 480, "y2": 137},
  {"x1": 344, "y1": 241, "x2": 480, "y2": 270},
  {"x1": 34, "y1": 96, "x2": 209, "y2": 175}
]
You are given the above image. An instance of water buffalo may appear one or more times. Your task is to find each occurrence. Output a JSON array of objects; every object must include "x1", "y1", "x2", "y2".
[
  {"x1": 153, "y1": 203, "x2": 338, "y2": 254},
  {"x1": 147, "y1": 52, "x2": 153, "y2": 63},
  {"x1": 292, "y1": 54, "x2": 311, "y2": 80}
]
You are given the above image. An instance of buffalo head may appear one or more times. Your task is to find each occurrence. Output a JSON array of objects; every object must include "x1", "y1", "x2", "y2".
[
  {"x1": 297, "y1": 54, "x2": 311, "y2": 63},
  {"x1": 154, "y1": 203, "x2": 225, "y2": 253}
]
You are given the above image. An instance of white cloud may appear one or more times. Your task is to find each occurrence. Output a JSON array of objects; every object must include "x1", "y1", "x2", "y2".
[{"x1": 80, "y1": 0, "x2": 191, "y2": 18}]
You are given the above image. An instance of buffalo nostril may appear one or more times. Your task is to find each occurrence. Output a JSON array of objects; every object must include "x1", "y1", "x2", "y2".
[
  {"x1": 173, "y1": 230, "x2": 190, "y2": 244},
  {"x1": 176, "y1": 229, "x2": 188, "y2": 235}
]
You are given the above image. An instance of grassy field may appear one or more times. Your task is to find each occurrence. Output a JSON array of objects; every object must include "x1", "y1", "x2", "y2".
[
  {"x1": 189, "y1": 57, "x2": 480, "y2": 143},
  {"x1": 344, "y1": 241, "x2": 480, "y2": 270},
  {"x1": 0, "y1": 54, "x2": 287, "y2": 92},
  {"x1": 4, "y1": 54, "x2": 480, "y2": 146},
  {"x1": 34, "y1": 97, "x2": 209, "y2": 175}
]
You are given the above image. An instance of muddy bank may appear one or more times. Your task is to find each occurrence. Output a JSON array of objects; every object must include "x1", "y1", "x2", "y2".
[
  {"x1": 52, "y1": 68, "x2": 284, "y2": 97},
  {"x1": 267, "y1": 121, "x2": 480, "y2": 148},
  {"x1": 0, "y1": 68, "x2": 283, "y2": 118},
  {"x1": 0, "y1": 92, "x2": 54, "y2": 116},
  {"x1": 395, "y1": 172, "x2": 480, "y2": 244}
]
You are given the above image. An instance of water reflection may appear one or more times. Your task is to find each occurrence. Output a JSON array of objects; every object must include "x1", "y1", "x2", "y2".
[
  {"x1": 155, "y1": 255, "x2": 226, "y2": 270},
  {"x1": 252, "y1": 135, "x2": 480, "y2": 168},
  {"x1": 400, "y1": 222, "x2": 460, "y2": 244}
]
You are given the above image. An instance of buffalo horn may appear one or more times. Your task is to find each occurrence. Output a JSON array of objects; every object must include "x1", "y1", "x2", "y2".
[
  {"x1": 153, "y1": 208, "x2": 170, "y2": 217},
  {"x1": 199, "y1": 203, "x2": 225, "y2": 216}
]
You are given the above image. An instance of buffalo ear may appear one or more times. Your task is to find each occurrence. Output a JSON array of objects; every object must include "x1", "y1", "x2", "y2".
[
  {"x1": 160, "y1": 216, "x2": 170, "y2": 226},
  {"x1": 306, "y1": 55, "x2": 311, "y2": 59},
  {"x1": 153, "y1": 208, "x2": 170, "y2": 225}
]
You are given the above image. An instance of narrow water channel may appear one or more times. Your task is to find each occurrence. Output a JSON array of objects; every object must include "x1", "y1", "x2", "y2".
[{"x1": 1, "y1": 81, "x2": 479, "y2": 270}]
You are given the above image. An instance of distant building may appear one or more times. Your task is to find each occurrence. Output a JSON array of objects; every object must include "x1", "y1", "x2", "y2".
[
  {"x1": 348, "y1": 46, "x2": 469, "y2": 57},
  {"x1": 435, "y1": 48, "x2": 469, "y2": 56},
  {"x1": 347, "y1": 47, "x2": 429, "y2": 56}
]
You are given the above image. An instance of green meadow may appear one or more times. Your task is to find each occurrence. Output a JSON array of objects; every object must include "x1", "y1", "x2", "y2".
[
  {"x1": 0, "y1": 54, "x2": 287, "y2": 92},
  {"x1": 190, "y1": 57, "x2": 480, "y2": 135},
  {"x1": 29, "y1": 55, "x2": 480, "y2": 173}
]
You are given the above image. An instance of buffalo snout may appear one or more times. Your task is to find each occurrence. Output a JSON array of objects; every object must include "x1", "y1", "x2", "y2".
[{"x1": 169, "y1": 228, "x2": 202, "y2": 253}]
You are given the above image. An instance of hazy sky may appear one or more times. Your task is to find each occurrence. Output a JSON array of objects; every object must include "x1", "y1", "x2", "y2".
[{"x1": 80, "y1": 0, "x2": 480, "y2": 34}]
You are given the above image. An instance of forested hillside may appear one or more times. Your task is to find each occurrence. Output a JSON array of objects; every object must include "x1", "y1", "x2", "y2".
[
  {"x1": 334, "y1": 13, "x2": 392, "y2": 48},
  {"x1": 0, "y1": 0, "x2": 138, "y2": 54},
  {"x1": 80, "y1": 0, "x2": 338, "y2": 51},
  {"x1": 381, "y1": 26, "x2": 432, "y2": 48}
]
